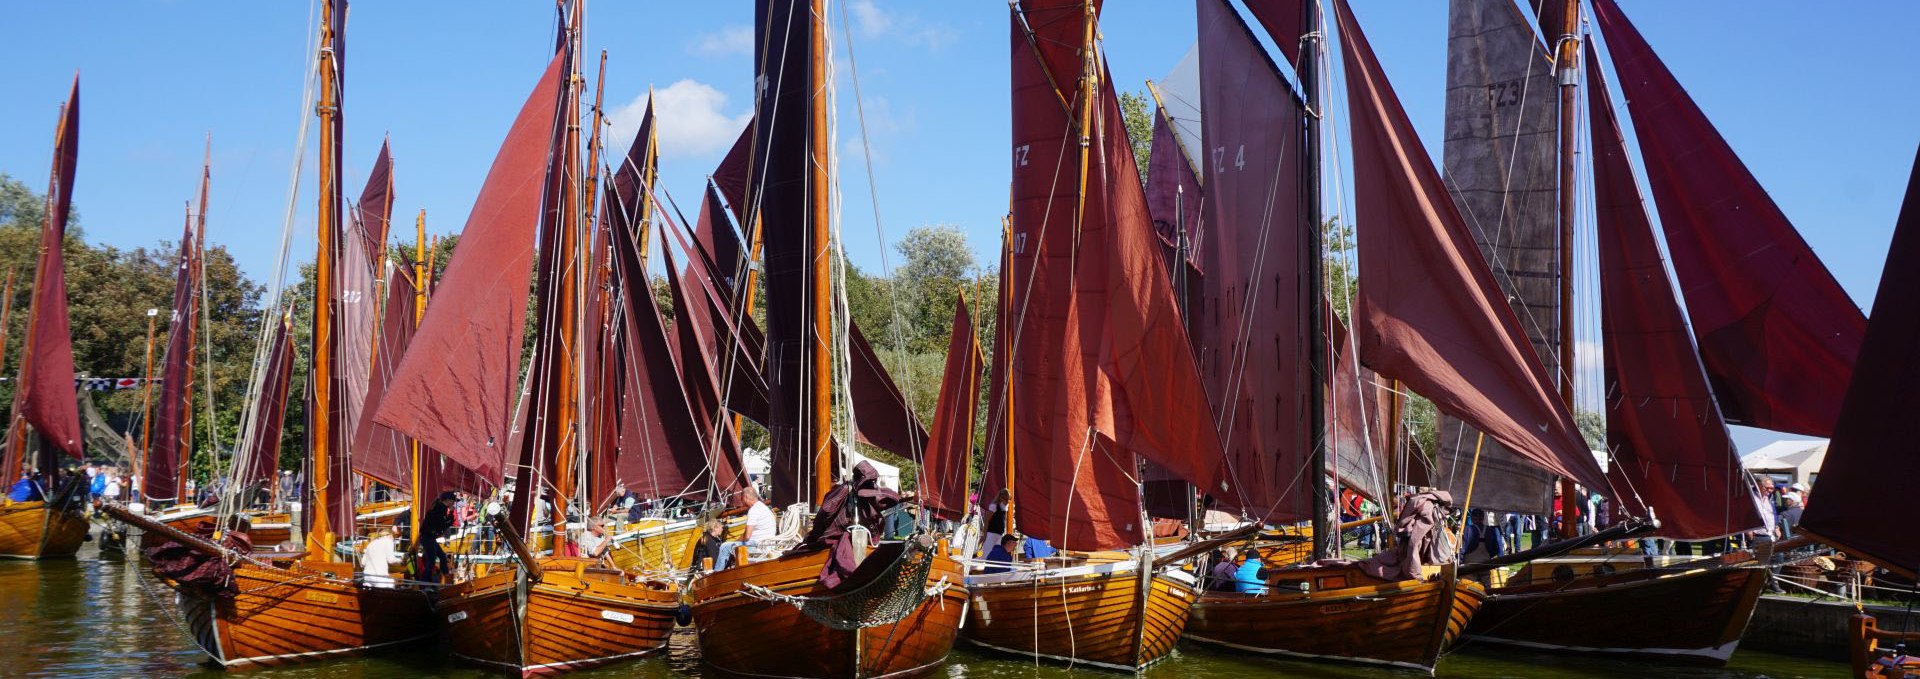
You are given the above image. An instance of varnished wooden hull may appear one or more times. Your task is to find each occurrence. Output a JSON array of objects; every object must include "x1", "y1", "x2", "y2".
[
  {"x1": 178, "y1": 561, "x2": 436, "y2": 668},
  {"x1": 691, "y1": 545, "x2": 968, "y2": 678},
  {"x1": 1466, "y1": 564, "x2": 1766, "y2": 664},
  {"x1": 148, "y1": 507, "x2": 294, "y2": 551},
  {"x1": 607, "y1": 516, "x2": 745, "y2": 574},
  {"x1": 1185, "y1": 565, "x2": 1484, "y2": 673},
  {"x1": 438, "y1": 558, "x2": 679, "y2": 676},
  {"x1": 963, "y1": 559, "x2": 1196, "y2": 671},
  {"x1": 0, "y1": 500, "x2": 88, "y2": 559}
]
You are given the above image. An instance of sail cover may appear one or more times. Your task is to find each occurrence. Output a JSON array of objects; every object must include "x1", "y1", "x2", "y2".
[
  {"x1": 373, "y1": 53, "x2": 565, "y2": 484},
  {"x1": 1590, "y1": 47, "x2": 1762, "y2": 539},
  {"x1": 1195, "y1": 0, "x2": 1312, "y2": 523},
  {"x1": 1592, "y1": 0, "x2": 1863, "y2": 437},
  {"x1": 1799, "y1": 147, "x2": 1920, "y2": 578},
  {"x1": 921, "y1": 296, "x2": 983, "y2": 520},
  {"x1": 9, "y1": 78, "x2": 86, "y2": 467},
  {"x1": 1334, "y1": 0, "x2": 1610, "y2": 497},
  {"x1": 1430, "y1": 0, "x2": 1563, "y2": 515}
]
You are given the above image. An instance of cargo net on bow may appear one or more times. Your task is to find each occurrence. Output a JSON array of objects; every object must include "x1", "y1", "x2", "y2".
[{"x1": 740, "y1": 540, "x2": 943, "y2": 630}]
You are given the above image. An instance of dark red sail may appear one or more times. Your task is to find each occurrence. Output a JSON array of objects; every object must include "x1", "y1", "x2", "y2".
[
  {"x1": 1799, "y1": 147, "x2": 1920, "y2": 578},
  {"x1": 847, "y1": 322, "x2": 929, "y2": 461},
  {"x1": 352, "y1": 258, "x2": 420, "y2": 488},
  {"x1": 373, "y1": 53, "x2": 566, "y2": 484},
  {"x1": 7, "y1": 78, "x2": 86, "y2": 470},
  {"x1": 1590, "y1": 47, "x2": 1762, "y2": 539},
  {"x1": 604, "y1": 213, "x2": 713, "y2": 500},
  {"x1": 1333, "y1": 0, "x2": 1610, "y2": 495},
  {"x1": 1241, "y1": 0, "x2": 1307, "y2": 67},
  {"x1": 662, "y1": 232, "x2": 748, "y2": 498},
  {"x1": 1592, "y1": 0, "x2": 1864, "y2": 437},
  {"x1": 241, "y1": 312, "x2": 297, "y2": 490},
  {"x1": 713, "y1": 125, "x2": 753, "y2": 225},
  {"x1": 1195, "y1": 0, "x2": 1311, "y2": 522},
  {"x1": 353, "y1": 140, "x2": 394, "y2": 262},
  {"x1": 922, "y1": 297, "x2": 982, "y2": 520},
  {"x1": 1144, "y1": 105, "x2": 1203, "y2": 271},
  {"x1": 143, "y1": 217, "x2": 198, "y2": 504}
]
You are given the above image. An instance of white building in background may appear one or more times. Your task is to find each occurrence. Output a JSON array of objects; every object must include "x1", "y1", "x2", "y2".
[
  {"x1": 740, "y1": 447, "x2": 901, "y2": 493},
  {"x1": 1740, "y1": 440, "x2": 1828, "y2": 487}
]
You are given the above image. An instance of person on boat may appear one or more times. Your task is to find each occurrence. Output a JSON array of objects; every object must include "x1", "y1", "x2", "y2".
[
  {"x1": 1020, "y1": 535, "x2": 1055, "y2": 561},
  {"x1": 1232, "y1": 550, "x2": 1270, "y2": 595},
  {"x1": 8, "y1": 473, "x2": 41, "y2": 503},
  {"x1": 1779, "y1": 483, "x2": 1807, "y2": 538},
  {"x1": 690, "y1": 518, "x2": 727, "y2": 571},
  {"x1": 419, "y1": 491, "x2": 458, "y2": 582},
  {"x1": 714, "y1": 486, "x2": 778, "y2": 570},
  {"x1": 1207, "y1": 547, "x2": 1242, "y2": 592},
  {"x1": 88, "y1": 464, "x2": 106, "y2": 504},
  {"x1": 881, "y1": 490, "x2": 918, "y2": 540},
  {"x1": 577, "y1": 517, "x2": 613, "y2": 564},
  {"x1": 361, "y1": 525, "x2": 402, "y2": 588},
  {"x1": 982, "y1": 533, "x2": 1023, "y2": 575},
  {"x1": 1458, "y1": 507, "x2": 1505, "y2": 561},
  {"x1": 982, "y1": 489, "x2": 1011, "y2": 556}
]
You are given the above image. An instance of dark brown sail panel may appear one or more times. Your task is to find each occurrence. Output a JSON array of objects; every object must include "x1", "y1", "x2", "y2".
[
  {"x1": 713, "y1": 125, "x2": 753, "y2": 225},
  {"x1": 1431, "y1": 0, "x2": 1562, "y2": 515},
  {"x1": 241, "y1": 313, "x2": 297, "y2": 490},
  {"x1": 605, "y1": 215, "x2": 711, "y2": 500},
  {"x1": 372, "y1": 53, "x2": 566, "y2": 484},
  {"x1": 143, "y1": 219, "x2": 198, "y2": 504},
  {"x1": 1145, "y1": 106, "x2": 1203, "y2": 275},
  {"x1": 666, "y1": 214, "x2": 771, "y2": 425},
  {"x1": 1799, "y1": 147, "x2": 1920, "y2": 578},
  {"x1": 1195, "y1": 0, "x2": 1310, "y2": 522},
  {"x1": 1329, "y1": 315, "x2": 1387, "y2": 501},
  {"x1": 352, "y1": 259, "x2": 419, "y2": 488},
  {"x1": 662, "y1": 234, "x2": 748, "y2": 498},
  {"x1": 354, "y1": 140, "x2": 394, "y2": 262},
  {"x1": 1592, "y1": 0, "x2": 1864, "y2": 437},
  {"x1": 9, "y1": 78, "x2": 86, "y2": 467},
  {"x1": 1590, "y1": 48, "x2": 1761, "y2": 539},
  {"x1": 846, "y1": 322, "x2": 928, "y2": 461},
  {"x1": 695, "y1": 184, "x2": 745, "y2": 290},
  {"x1": 922, "y1": 297, "x2": 982, "y2": 520},
  {"x1": 1241, "y1": 0, "x2": 1307, "y2": 68},
  {"x1": 1333, "y1": 0, "x2": 1609, "y2": 496}
]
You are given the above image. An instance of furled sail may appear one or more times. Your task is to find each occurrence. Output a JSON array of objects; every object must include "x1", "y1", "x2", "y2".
[
  {"x1": 143, "y1": 217, "x2": 199, "y2": 504},
  {"x1": 1333, "y1": 0, "x2": 1609, "y2": 496},
  {"x1": 921, "y1": 296, "x2": 983, "y2": 520},
  {"x1": 1430, "y1": 0, "x2": 1563, "y2": 515},
  {"x1": 1799, "y1": 147, "x2": 1920, "y2": 578},
  {"x1": 6, "y1": 78, "x2": 86, "y2": 474},
  {"x1": 1589, "y1": 46, "x2": 1762, "y2": 539},
  {"x1": 1194, "y1": 0, "x2": 1311, "y2": 523},
  {"x1": 1591, "y1": 0, "x2": 1863, "y2": 437},
  {"x1": 373, "y1": 53, "x2": 566, "y2": 485}
]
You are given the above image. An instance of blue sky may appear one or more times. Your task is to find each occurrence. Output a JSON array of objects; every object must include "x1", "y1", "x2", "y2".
[{"x1": 4, "y1": 1, "x2": 1916, "y2": 453}]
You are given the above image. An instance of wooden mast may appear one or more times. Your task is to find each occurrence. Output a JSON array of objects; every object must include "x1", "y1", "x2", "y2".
[
  {"x1": 1300, "y1": 0, "x2": 1332, "y2": 560},
  {"x1": 407, "y1": 210, "x2": 425, "y2": 547},
  {"x1": 307, "y1": 0, "x2": 344, "y2": 559},
  {"x1": 807, "y1": 0, "x2": 834, "y2": 505},
  {"x1": 0, "y1": 271, "x2": 15, "y2": 475},
  {"x1": 176, "y1": 202, "x2": 197, "y2": 502},
  {"x1": 1553, "y1": 0, "x2": 1582, "y2": 540},
  {"x1": 1000, "y1": 215, "x2": 1015, "y2": 536},
  {"x1": 137, "y1": 304, "x2": 156, "y2": 494},
  {"x1": 544, "y1": 0, "x2": 586, "y2": 524}
]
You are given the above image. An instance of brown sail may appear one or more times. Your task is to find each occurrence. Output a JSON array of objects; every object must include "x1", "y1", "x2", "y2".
[
  {"x1": 1335, "y1": 0, "x2": 1607, "y2": 495},
  {"x1": 240, "y1": 311, "x2": 297, "y2": 491},
  {"x1": 143, "y1": 217, "x2": 200, "y2": 505},
  {"x1": 372, "y1": 52, "x2": 566, "y2": 485},
  {"x1": 921, "y1": 296, "x2": 983, "y2": 520},
  {"x1": 351, "y1": 257, "x2": 418, "y2": 489},
  {"x1": 1591, "y1": 0, "x2": 1863, "y2": 437},
  {"x1": 846, "y1": 321, "x2": 928, "y2": 460},
  {"x1": 6, "y1": 77, "x2": 86, "y2": 469}
]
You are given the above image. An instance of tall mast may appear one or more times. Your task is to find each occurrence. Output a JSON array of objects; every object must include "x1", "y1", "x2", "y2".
[
  {"x1": 807, "y1": 0, "x2": 834, "y2": 504},
  {"x1": 1300, "y1": 0, "x2": 1332, "y2": 561},
  {"x1": 407, "y1": 210, "x2": 425, "y2": 547},
  {"x1": 1552, "y1": 0, "x2": 1581, "y2": 539},
  {"x1": 307, "y1": 0, "x2": 347, "y2": 558}
]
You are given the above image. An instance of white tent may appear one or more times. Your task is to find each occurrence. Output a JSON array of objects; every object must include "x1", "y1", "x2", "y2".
[
  {"x1": 738, "y1": 447, "x2": 901, "y2": 492},
  {"x1": 1740, "y1": 439, "x2": 1828, "y2": 487}
]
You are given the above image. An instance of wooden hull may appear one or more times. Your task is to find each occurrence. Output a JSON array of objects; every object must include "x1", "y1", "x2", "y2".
[
  {"x1": 607, "y1": 516, "x2": 745, "y2": 574},
  {"x1": 148, "y1": 507, "x2": 294, "y2": 551},
  {"x1": 963, "y1": 558, "x2": 1196, "y2": 671},
  {"x1": 1466, "y1": 564, "x2": 1767, "y2": 665},
  {"x1": 691, "y1": 545, "x2": 967, "y2": 678},
  {"x1": 178, "y1": 561, "x2": 437, "y2": 668},
  {"x1": 0, "y1": 500, "x2": 88, "y2": 559},
  {"x1": 1185, "y1": 564, "x2": 1484, "y2": 673},
  {"x1": 438, "y1": 558, "x2": 679, "y2": 676}
]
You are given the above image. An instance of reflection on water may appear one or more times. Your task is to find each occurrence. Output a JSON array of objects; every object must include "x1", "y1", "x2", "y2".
[{"x1": 0, "y1": 537, "x2": 1847, "y2": 678}]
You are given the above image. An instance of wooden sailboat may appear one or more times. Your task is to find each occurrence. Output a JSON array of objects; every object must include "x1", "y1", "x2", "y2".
[
  {"x1": 0, "y1": 78, "x2": 90, "y2": 561},
  {"x1": 685, "y1": 3, "x2": 967, "y2": 677}
]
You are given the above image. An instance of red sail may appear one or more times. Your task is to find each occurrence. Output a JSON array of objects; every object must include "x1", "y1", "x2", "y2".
[
  {"x1": 241, "y1": 313, "x2": 297, "y2": 490},
  {"x1": 922, "y1": 297, "x2": 983, "y2": 520},
  {"x1": 714, "y1": 125, "x2": 753, "y2": 225},
  {"x1": 353, "y1": 140, "x2": 394, "y2": 262},
  {"x1": 695, "y1": 184, "x2": 746, "y2": 293},
  {"x1": 603, "y1": 214, "x2": 712, "y2": 500},
  {"x1": 1242, "y1": 0, "x2": 1306, "y2": 67},
  {"x1": 1195, "y1": 0, "x2": 1311, "y2": 522},
  {"x1": 352, "y1": 258, "x2": 419, "y2": 488},
  {"x1": 1333, "y1": 0, "x2": 1609, "y2": 495},
  {"x1": 671, "y1": 199, "x2": 772, "y2": 424},
  {"x1": 1590, "y1": 47, "x2": 1761, "y2": 539},
  {"x1": 662, "y1": 233, "x2": 748, "y2": 498},
  {"x1": 143, "y1": 218, "x2": 198, "y2": 504},
  {"x1": 1591, "y1": 0, "x2": 1863, "y2": 437},
  {"x1": 1329, "y1": 315, "x2": 1388, "y2": 501},
  {"x1": 1799, "y1": 147, "x2": 1920, "y2": 577},
  {"x1": 8, "y1": 78, "x2": 85, "y2": 468},
  {"x1": 373, "y1": 53, "x2": 565, "y2": 484},
  {"x1": 1144, "y1": 106, "x2": 1203, "y2": 270},
  {"x1": 847, "y1": 322, "x2": 929, "y2": 460}
]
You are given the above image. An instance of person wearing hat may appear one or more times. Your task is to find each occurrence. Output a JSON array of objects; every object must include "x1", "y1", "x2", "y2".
[
  {"x1": 419, "y1": 491, "x2": 460, "y2": 583},
  {"x1": 1779, "y1": 483, "x2": 1808, "y2": 539}
]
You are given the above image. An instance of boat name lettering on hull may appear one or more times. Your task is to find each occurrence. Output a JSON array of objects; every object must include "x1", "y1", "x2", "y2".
[{"x1": 601, "y1": 610, "x2": 635, "y2": 624}]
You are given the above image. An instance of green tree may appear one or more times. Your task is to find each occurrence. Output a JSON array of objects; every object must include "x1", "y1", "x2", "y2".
[{"x1": 1119, "y1": 90, "x2": 1154, "y2": 185}]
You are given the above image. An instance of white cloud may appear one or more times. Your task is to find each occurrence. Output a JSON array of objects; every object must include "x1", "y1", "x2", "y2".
[
  {"x1": 688, "y1": 25, "x2": 753, "y2": 58},
  {"x1": 847, "y1": 0, "x2": 957, "y2": 50},
  {"x1": 607, "y1": 80, "x2": 752, "y2": 160}
]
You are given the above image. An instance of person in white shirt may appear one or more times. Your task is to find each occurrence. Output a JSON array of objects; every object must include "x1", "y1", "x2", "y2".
[
  {"x1": 361, "y1": 526, "x2": 402, "y2": 588},
  {"x1": 576, "y1": 518, "x2": 612, "y2": 563},
  {"x1": 103, "y1": 473, "x2": 122, "y2": 501},
  {"x1": 715, "y1": 487, "x2": 778, "y2": 570}
]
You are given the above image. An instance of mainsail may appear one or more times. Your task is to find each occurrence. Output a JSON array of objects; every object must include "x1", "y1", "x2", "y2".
[
  {"x1": 1591, "y1": 0, "x2": 1864, "y2": 437},
  {"x1": 1799, "y1": 147, "x2": 1920, "y2": 578},
  {"x1": 373, "y1": 52, "x2": 567, "y2": 486},
  {"x1": 921, "y1": 296, "x2": 983, "y2": 520},
  {"x1": 144, "y1": 216, "x2": 200, "y2": 504},
  {"x1": 1589, "y1": 46, "x2": 1762, "y2": 539},
  {"x1": 5, "y1": 78, "x2": 86, "y2": 475},
  {"x1": 1333, "y1": 0, "x2": 1609, "y2": 496},
  {"x1": 1431, "y1": 0, "x2": 1562, "y2": 515}
]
